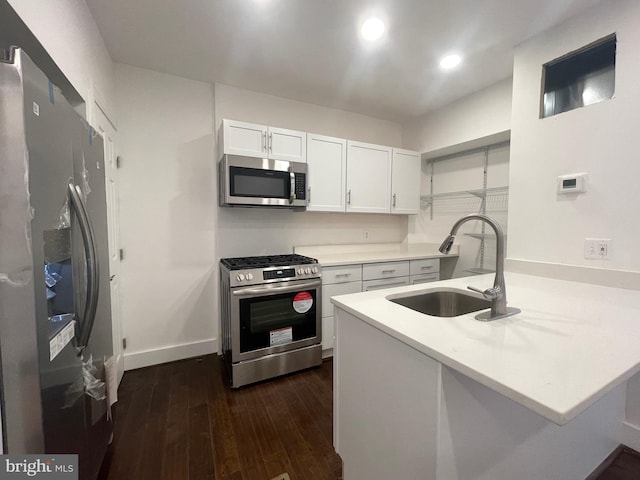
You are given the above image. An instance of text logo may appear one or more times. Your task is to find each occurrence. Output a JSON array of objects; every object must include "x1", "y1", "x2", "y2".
[{"x1": 0, "y1": 455, "x2": 77, "y2": 479}]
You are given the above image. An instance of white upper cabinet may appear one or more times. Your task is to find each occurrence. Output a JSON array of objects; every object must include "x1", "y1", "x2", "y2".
[
  {"x1": 346, "y1": 141, "x2": 392, "y2": 214},
  {"x1": 268, "y1": 126, "x2": 307, "y2": 162},
  {"x1": 220, "y1": 119, "x2": 421, "y2": 215},
  {"x1": 391, "y1": 148, "x2": 421, "y2": 215},
  {"x1": 220, "y1": 119, "x2": 267, "y2": 158},
  {"x1": 306, "y1": 134, "x2": 347, "y2": 212},
  {"x1": 220, "y1": 119, "x2": 307, "y2": 162}
]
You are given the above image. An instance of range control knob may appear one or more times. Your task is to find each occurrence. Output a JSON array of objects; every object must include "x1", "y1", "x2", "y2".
[
  {"x1": 311, "y1": 266, "x2": 318, "y2": 274},
  {"x1": 305, "y1": 267, "x2": 311, "y2": 274},
  {"x1": 297, "y1": 268, "x2": 304, "y2": 275},
  {"x1": 246, "y1": 273, "x2": 253, "y2": 280},
  {"x1": 236, "y1": 274, "x2": 245, "y2": 282}
]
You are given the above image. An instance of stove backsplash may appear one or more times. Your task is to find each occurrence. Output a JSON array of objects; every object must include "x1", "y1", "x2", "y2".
[{"x1": 217, "y1": 207, "x2": 407, "y2": 258}]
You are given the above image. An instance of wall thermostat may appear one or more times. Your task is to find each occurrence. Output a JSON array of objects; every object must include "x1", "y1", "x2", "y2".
[{"x1": 557, "y1": 173, "x2": 588, "y2": 194}]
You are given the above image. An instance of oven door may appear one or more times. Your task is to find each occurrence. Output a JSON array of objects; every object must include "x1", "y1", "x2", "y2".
[
  {"x1": 230, "y1": 278, "x2": 321, "y2": 363},
  {"x1": 220, "y1": 154, "x2": 308, "y2": 208}
]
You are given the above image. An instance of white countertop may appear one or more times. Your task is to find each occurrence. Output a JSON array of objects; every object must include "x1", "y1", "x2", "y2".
[
  {"x1": 294, "y1": 242, "x2": 458, "y2": 267},
  {"x1": 330, "y1": 272, "x2": 640, "y2": 425}
]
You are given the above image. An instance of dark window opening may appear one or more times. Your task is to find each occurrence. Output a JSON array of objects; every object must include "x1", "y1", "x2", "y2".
[{"x1": 541, "y1": 35, "x2": 616, "y2": 118}]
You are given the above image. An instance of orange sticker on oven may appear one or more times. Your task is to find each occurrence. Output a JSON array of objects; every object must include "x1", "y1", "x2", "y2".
[{"x1": 293, "y1": 291, "x2": 313, "y2": 313}]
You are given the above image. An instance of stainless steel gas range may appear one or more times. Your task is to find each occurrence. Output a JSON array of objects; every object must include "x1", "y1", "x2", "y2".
[{"x1": 219, "y1": 254, "x2": 322, "y2": 388}]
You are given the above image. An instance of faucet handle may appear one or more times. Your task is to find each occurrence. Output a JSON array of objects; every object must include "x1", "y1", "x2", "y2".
[{"x1": 467, "y1": 285, "x2": 501, "y2": 300}]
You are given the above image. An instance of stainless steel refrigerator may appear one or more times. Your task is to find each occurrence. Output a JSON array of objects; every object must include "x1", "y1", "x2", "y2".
[{"x1": 0, "y1": 47, "x2": 114, "y2": 479}]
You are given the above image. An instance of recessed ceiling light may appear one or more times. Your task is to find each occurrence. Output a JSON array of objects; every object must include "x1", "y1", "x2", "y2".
[
  {"x1": 440, "y1": 54, "x2": 462, "y2": 70},
  {"x1": 361, "y1": 18, "x2": 385, "y2": 41}
]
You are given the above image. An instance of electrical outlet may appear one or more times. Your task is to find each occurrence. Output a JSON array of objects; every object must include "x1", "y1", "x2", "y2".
[
  {"x1": 363, "y1": 231, "x2": 369, "y2": 239},
  {"x1": 584, "y1": 238, "x2": 611, "y2": 259}
]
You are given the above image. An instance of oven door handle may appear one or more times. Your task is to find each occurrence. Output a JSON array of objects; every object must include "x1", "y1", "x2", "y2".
[{"x1": 232, "y1": 280, "x2": 321, "y2": 297}]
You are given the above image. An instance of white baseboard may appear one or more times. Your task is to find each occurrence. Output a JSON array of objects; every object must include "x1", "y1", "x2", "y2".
[
  {"x1": 123, "y1": 338, "x2": 217, "y2": 371},
  {"x1": 622, "y1": 421, "x2": 640, "y2": 452}
]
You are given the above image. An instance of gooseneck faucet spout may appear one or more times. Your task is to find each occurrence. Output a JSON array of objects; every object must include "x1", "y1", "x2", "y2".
[{"x1": 439, "y1": 214, "x2": 520, "y2": 321}]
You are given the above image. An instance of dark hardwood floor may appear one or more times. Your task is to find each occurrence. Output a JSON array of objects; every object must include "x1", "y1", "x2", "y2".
[
  {"x1": 98, "y1": 355, "x2": 342, "y2": 480},
  {"x1": 591, "y1": 446, "x2": 640, "y2": 480},
  {"x1": 98, "y1": 353, "x2": 640, "y2": 480}
]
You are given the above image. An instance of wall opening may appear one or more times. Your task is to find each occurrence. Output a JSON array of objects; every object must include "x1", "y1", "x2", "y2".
[{"x1": 541, "y1": 35, "x2": 616, "y2": 118}]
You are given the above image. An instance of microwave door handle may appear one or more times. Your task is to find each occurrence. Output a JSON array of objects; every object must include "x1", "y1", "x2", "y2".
[
  {"x1": 232, "y1": 280, "x2": 321, "y2": 297},
  {"x1": 289, "y1": 167, "x2": 296, "y2": 204}
]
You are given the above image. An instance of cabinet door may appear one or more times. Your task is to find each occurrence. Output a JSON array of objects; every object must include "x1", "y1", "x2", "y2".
[
  {"x1": 322, "y1": 280, "x2": 362, "y2": 352},
  {"x1": 268, "y1": 126, "x2": 307, "y2": 162},
  {"x1": 391, "y1": 148, "x2": 421, "y2": 214},
  {"x1": 346, "y1": 141, "x2": 392, "y2": 213},
  {"x1": 221, "y1": 119, "x2": 267, "y2": 158},
  {"x1": 307, "y1": 134, "x2": 347, "y2": 212},
  {"x1": 322, "y1": 280, "x2": 363, "y2": 319}
]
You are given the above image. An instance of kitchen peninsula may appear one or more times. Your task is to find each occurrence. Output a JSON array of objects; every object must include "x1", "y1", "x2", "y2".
[{"x1": 331, "y1": 272, "x2": 640, "y2": 479}]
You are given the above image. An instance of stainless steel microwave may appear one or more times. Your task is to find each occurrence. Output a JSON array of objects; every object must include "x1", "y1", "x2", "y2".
[{"x1": 219, "y1": 154, "x2": 308, "y2": 208}]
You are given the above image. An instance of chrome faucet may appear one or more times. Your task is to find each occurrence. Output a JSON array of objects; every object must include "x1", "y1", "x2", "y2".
[{"x1": 439, "y1": 214, "x2": 520, "y2": 321}]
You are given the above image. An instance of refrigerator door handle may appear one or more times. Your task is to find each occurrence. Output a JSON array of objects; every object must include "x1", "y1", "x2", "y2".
[{"x1": 68, "y1": 182, "x2": 100, "y2": 353}]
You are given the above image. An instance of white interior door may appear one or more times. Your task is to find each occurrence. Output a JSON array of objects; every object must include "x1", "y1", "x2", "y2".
[{"x1": 93, "y1": 103, "x2": 124, "y2": 384}]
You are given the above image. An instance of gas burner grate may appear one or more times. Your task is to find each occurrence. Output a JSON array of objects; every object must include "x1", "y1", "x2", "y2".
[{"x1": 220, "y1": 254, "x2": 318, "y2": 270}]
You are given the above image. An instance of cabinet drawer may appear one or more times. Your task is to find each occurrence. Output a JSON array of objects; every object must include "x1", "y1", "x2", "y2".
[
  {"x1": 322, "y1": 281, "x2": 362, "y2": 318},
  {"x1": 410, "y1": 273, "x2": 440, "y2": 285},
  {"x1": 362, "y1": 261, "x2": 410, "y2": 280},
  {"x1": 410, "y1": 258, "x2": 440, "y2": 276},
  {"x1": 362, "y1": 276, "x2": 410, "y2": 292},
  {"x1": 322, "y1": 265, "x2": 362, "y2": 284}
]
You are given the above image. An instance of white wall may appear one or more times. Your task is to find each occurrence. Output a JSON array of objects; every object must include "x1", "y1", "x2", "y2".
[
  {"x1": 113, "y1": 77, "x2": 408, "y2": 367},
  {"x1": 403, "y1": 79, "x2": 513, "y2": 274},
  {"x1": 216, "y1": 84, "x2": 402, "y2": 146},
  {"x1": 509, "y1": 0, "x2": 640, "y2": 272},
  {"x1": 508, "y1": 0, "x2": 640, "y2": 449},
  {"x1": 215, "y1": 83, "x2": 407, "y2": 258},
  {"x1": 115, "y1": 64, "x2": 217, "y2": 369},
  {"x1": 402, "y1": 78, "x2": 513, "y2": 154},
  {"x1": 7, "y1": 0, "x2": 115, "y2": 118}
]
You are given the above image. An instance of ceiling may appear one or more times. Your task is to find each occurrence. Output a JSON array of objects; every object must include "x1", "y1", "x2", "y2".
[{"x1": 85, "y1": 0, "x2": 603, "y2": 122}]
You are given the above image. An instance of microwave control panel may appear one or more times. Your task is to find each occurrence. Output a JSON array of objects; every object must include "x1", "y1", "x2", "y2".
[{"x1": 294, "y1": 173, "x2": 306, "y2": 199}]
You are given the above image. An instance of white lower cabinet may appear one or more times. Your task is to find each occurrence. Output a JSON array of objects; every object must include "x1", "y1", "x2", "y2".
[
  {"x1": 321, "y1": 265, "x2": 363, "y2": 355},
  {"x1": 362, "y1": 277, "x2": 411, "y2": 291},
  {"x1": 362, "y1": 261, "x2": 410, "y2": 291},
  {"x1": 409, "y1": 258, "x2": 440, "y2": 284},
  {"x1": 321, "y1": 258, "x2": 440, "y2": 356},
  {"x1": 410, "y1": 273, "x2": 439, "y2": 284}
]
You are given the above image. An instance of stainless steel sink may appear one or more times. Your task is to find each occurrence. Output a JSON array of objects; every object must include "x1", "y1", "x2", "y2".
[{"x1": 387, "y1": 289, "x2": 491, "y2": 317}]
